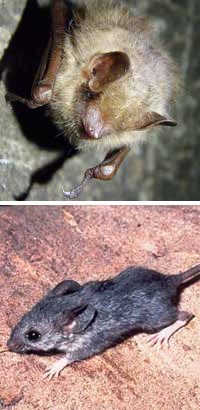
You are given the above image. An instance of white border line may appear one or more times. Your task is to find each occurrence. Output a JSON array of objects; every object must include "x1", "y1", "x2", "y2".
[{"x1": 1, "y1": 201, "x2": 200, "y2": 205}]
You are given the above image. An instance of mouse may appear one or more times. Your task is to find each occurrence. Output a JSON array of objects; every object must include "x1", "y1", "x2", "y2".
[{"x1": 7, "y1": 264, "x2": 200, "y2": 380}]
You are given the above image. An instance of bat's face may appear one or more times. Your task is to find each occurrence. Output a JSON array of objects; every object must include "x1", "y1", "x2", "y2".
[
  {"x1": 51, "y1": 50, "x2": 177, "y2": 152},
  {"x1": 74, "y1": 51, "x2": 177, "y2": 144},
  {"x1": 76, "y1": 52, "x2": 131, "y2": 141}
]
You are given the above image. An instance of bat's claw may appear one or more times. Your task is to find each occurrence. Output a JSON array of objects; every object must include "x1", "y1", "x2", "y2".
[
  {"x1": 63, "y1": 169, "x2": 94, "y2": 199},
  {"x1": 62, "y1": 184, "x2": 84, "y2": 199},
  {"x1": 5, "y1": 92, "x2": 39, "y2": 109}
]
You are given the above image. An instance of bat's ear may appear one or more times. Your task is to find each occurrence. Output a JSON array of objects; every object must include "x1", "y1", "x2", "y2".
[
  {"x1": 133, "y1": 111, "x2": 177, "y2": 130},
  {"x1": 48, "y1": 280, "x2": 81, "y2": 297},
  {"x1": 63, "y1": 304, "x2": 96, "y2": 334},
  {"x1": 83, "y1": 51, "x2": 130, "y2": 92}
]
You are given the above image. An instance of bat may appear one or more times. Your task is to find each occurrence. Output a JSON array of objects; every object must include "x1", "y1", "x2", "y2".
[{"x1": 7, "y1": 0, "x2": 178, "y2": 198}]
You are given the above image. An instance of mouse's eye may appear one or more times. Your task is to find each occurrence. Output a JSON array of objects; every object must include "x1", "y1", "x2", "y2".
[{"x1": 26, "y1": 330, "x2": 41, "y2": 341}]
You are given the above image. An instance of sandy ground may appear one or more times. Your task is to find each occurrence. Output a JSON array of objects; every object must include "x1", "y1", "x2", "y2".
[{"x1": 0, "y1": 205, "x2": 199, "y2": 410}]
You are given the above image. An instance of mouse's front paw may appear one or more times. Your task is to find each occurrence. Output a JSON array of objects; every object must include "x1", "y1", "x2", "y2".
[
  {"x1": 43, "y1": 357, "x2": 70, "y2": 380},
  {"x1": 43, "y1": 364, "x2": 60, "y2": 380}
]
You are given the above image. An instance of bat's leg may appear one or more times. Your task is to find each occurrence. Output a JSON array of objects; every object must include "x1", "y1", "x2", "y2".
[
  {"x1": 6, "y1": 0, "x2": 69, "y2": 109},
  {"x1": 88, "y1": 146, "x2": 130, "y2": 181},
  {"x1": 63, "y1": 146, "x2": 130, "y2": 199},
  {"x1": 147, "y1": 311, "x2": 193, "y2": 350}
]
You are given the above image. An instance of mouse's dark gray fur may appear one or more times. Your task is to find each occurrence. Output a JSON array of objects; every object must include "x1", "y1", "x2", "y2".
[{"x1": 7, "y1": 264, "x2": 200, "y2": 379}]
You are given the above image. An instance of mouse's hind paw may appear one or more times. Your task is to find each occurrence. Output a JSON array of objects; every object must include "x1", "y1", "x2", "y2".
[
  {"x1": 146, "y1": 313, "x2": 193, "y2": 351},
  {"x1": 147, "y1": 329, "x2": 170, "y2": 350},
  {"x1": 43, "y1": 357, "x2": 70, "y2": 380}
]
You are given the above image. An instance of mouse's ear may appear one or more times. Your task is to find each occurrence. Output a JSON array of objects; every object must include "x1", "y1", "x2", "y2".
[
  {"x1": 65, "y1": 304, "x2": 96, "y2": 334},
  {"x1": 48, "y1": 280, "x2": 81, "y2": 297}
]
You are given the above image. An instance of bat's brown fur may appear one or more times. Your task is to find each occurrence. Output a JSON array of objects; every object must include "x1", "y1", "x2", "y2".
[{"x1": 50, "y1": 0, "x2": 178, "y2": 152}]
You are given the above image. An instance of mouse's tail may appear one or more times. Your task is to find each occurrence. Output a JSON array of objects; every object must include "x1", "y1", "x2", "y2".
[{"x1": 170, "y1": 264, "x2": 200, "y2": 286}]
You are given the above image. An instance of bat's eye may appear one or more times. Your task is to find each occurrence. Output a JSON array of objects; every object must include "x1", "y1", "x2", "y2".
[
  {"x1": 86, "y1": 90, "x2": 93, "y2": 98},
  {"x1": 26, "y1": 330, "x2": 41, "y2": 341},
  {"x1": 92, "y1": 68, "x2": 97, "y2": 76}
]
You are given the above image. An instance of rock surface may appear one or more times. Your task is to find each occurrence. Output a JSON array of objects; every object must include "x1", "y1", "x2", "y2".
[
  {"x1": 0, "y1": 205, "x2": 200, "y2": 409},
  {"x1": 0, "y1": 0, "x2": 199, "y2": 200}
]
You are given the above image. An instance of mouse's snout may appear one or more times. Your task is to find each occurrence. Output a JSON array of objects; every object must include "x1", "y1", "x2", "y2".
[{"x1": 7, "y1": 336, "x2": 25, "y2": 352}]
